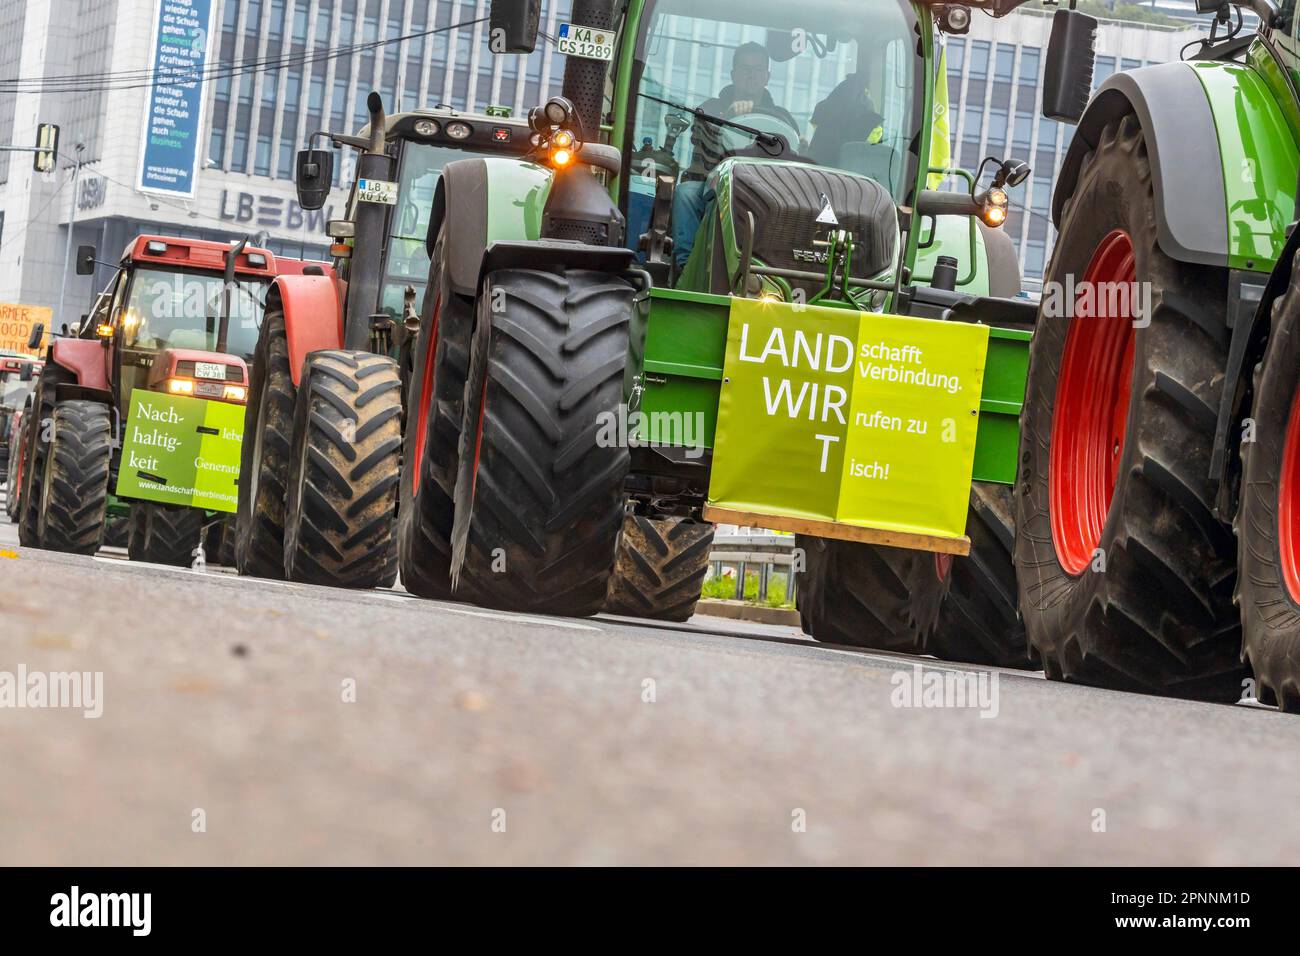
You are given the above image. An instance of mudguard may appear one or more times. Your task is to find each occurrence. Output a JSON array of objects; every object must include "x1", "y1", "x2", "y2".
[
  {"x1": 272, "y1": 275, "x2": 343, "y2": 386},
  {"x1": 427, "y1": 157, "x2": 553, "y2": 297},
  {"x1": 1053, "y1": 57, "x2": 1298, "y2": 272},
  {"x1": 50, "y1": 338, "x2": 110, "y2": 391}
]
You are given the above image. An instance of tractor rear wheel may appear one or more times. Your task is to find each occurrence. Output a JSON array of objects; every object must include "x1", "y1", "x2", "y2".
[
  {"x1": 283, "y1": 350, "x2": 402, "y2": 588},
  {"x1": 907, "y1": 485, "x2": 1032, "y2": 668},
  {"x1": 235, "y1": 307, "x2": 295, "y2": 579},
  {"x1": 603, "y1": 513, "x2": 714, "y2": 622},
  {"x1": 450, "y1": 268, "x2": 635, "y2": 616},
  {"x1": 1236, "y1": 254, "x2": 1300, "y2": 711},
  {"x1": 397, "y1": 237, "x2": 471, "y2": 599},
  {"x1": 128, "y1": 503, "x2": 204, "y2": 566},
  {"x1": 34, "y1": 400, "x2": 111, "y2": 555},
  {"x1": 795, "y1": 535, "x2": 915, "y2": 651},
  {"x1": 1013, "y1": 114, "x2": 1243, "y2": 701}
]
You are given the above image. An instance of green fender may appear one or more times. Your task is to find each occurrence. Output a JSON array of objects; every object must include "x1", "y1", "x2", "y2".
[
  {"x1": 1054, "y1": 46, "x2": 1298, "y2": 273},
  {"x1": 431, "y1": 157, "x2": 552, "y2": 296}
]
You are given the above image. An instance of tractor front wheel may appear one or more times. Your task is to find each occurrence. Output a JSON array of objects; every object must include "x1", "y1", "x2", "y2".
[
  {"x1": 235, "y1": 307, "x2": 295, "y2": 579},
  {"x1": 603, "y1": 512, "x2": 714, "y2": 622},
  {"x1": 795, "y1": 536, "x2": 915, "y2": 651},
  {"x1": 283, "y1": 350, "x2": 402, "y2": 588},
  {"x1": 906, "y1": 485, "x2": 1032, "y2": 668},
  {"x1": 128, "y1": 503, "x2": 205, "y2": 566},
  {"x1": 1013, "y1": 114, "x2": 1243, "y2": 701},
  {"x1": 397, "y1": 237, "x2": 472, "y2": 599},
  {"x1": 450, "y1": 268, "x2": 635, "y2": 616},
  {"x1": 34, "y1": 400, "x2": 111, "y2": 555}
]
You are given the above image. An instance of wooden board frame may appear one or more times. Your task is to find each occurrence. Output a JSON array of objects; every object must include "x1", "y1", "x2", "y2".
[{"x1": 701, "y1": 506, "x2": 971, "y2": 556}]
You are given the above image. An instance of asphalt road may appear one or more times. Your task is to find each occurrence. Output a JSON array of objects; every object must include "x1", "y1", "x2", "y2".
[{"x1": 2, "y1": 487, "x2": 1298, "y2": 865}]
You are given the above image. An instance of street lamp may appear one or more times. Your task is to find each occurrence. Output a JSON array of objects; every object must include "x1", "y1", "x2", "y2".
[{"x1": 56, "y1": 142, "x2": 87, "y2": 332}]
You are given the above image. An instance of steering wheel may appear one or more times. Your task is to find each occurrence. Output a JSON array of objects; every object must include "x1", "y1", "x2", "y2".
[{"x1": 718, "y1": 112, "x2": 805, "y2": 162}]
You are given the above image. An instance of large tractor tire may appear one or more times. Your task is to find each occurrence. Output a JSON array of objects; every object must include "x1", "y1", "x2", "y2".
[
  {"x1": 283, "y1": 350, "x2": 402, "y2": 588},
  {"x1": 450, "y1": 268, "x2": 634, "y2": 616},
  {"x1": 397, "y1": 237, "x2": 472, "y2": 599},
  {"x1": 1013, "y1": 114, "x2": 1244, "y2": 701},
  {"x1": 128, "y1": 503, "x2": 204, "y2": 567},
  {"x1": 603, "y1": 513, "x2": 714, "y2": 622},
  {"x1": 795, "y1": 535, "x2": 915, "y2": 651},
  {"x1": 235, "y1": 307, "x2": 295, "y2": 579},
  {"x1": 907, "y1": 485, "x2": 1033, "y2": 669},
  {"x1": 32, "y1": 401, "x2": 111, "y2": 555},
  {"x1": 5, "y1": 410, "x2": 26, "y2": 522},
  {"x1": 1236, "y1": 257, "x2": 1300, "y2": 711},
  {"x1": 18, "y1": 365, "x2": 71, "y2": 547}
]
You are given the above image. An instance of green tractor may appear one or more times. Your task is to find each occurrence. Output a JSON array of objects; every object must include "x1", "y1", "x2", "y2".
[
  {"x1": 248, "y1": 0, "x2": 1039, "y2": 649},
  {"x1": 1012, "y1": 0, "x2": 1300, "y2": 708},
  {"x1": 403, "y1": 0, "x2": 1041, "y2": 640},
  {"x1": 233, "y1": 102, "x2": 536, "y2": 585}
]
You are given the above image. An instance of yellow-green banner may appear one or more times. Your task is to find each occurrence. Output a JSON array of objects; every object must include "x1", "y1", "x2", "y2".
[
  {"x1": 116, "y1": 390, "x2": 244, "y2": 513},
  {"x1": 708, "y1": 298, "x2": 989, "y2": 540}
]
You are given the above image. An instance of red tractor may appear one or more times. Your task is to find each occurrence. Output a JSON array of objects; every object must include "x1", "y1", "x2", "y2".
[{"x1": 15, "y1": 235, "x2": 321, "y2": 564}]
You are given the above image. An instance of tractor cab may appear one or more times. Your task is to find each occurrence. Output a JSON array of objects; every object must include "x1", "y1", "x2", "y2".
[
  {"x1": 81, "y1": 235, "x2": 274, "y2": 414},
  {"x1": 297, "y1": 103, "x2": 534, "y2": 342},
  {"x1": 623, "y1": 0, "x2": 923, "y2": 273}
]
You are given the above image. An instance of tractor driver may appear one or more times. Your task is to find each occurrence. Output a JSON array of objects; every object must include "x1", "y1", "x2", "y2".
[{"x1": 671, "y1": 42, "x2": 799, "y2": 270}]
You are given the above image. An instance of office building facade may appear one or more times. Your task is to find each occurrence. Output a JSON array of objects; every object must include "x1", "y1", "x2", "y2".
[{"x1": 0, "y1": 0, "x2": 1206, "y2": 327}]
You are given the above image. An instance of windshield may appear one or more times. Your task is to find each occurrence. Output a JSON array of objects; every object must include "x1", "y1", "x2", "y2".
[
  {"x1": 627, "y1": 0, "x2": 921, "y2": 195},
  {"x1": 380, "y1": 141, "x2": 491, "y2": 320},
  {"x1": 1, "y1": 375, "x2": 32, "y2": 410},
  {"x1": 120, "y1": 268, "x2": 268, "y2": 361}
]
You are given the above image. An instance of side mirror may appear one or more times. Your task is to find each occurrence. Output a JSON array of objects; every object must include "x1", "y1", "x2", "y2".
[
  {"x1": 26, "y1": 322, "x2": 44, "y2": 350},
  {"x1": 1042, "y1": 9, "x2": 1097, "y2": 124},
  {"x1": 488, "y1": 0, "x2": 541, "y2": 54},
  {"x1": 19, "y1": 363, "x2": 33, "y2": 382},
  {"x1": 75, "y1": 245, "x2": 97, "y2": 276},
  {"x1": 296, "y1": 148, "x2": 334, "y2": 211}
]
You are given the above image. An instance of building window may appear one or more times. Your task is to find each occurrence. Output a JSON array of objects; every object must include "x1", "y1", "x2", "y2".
[
  {"x1": 1018, "y1": 46, "x2": 1040, "y2": 83},
  {"x1": 1094, "y1": 56, "x2": 1116, "y2": 89},
  {"x1": 994, "y1": 44, "x2": 1015, "y2": 83},
  {"x1": 946, "y1": 37, "x2": 965, "y2": 73}
]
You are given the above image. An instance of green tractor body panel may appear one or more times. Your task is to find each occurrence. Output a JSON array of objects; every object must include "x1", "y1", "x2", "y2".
[
  {"x1": 632, "y1": 285, "x2": 1029, "y2": 487},
  {"x1": 1191, "y1": 54, "x2": 1299, "y2": 272}
]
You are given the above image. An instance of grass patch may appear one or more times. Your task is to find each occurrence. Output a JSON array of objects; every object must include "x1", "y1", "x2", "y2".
[{"x1": 702, "y1": 568, "x2": 793, "y2": 608}]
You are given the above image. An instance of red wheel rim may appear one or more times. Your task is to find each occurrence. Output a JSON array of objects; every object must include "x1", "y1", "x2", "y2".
[
  {"x1": 411, "y1": 295, "x2": 441, "y2": 494},
  {"x1": 1278, "y1": 383, "x2": 1300, "y2": 602},
  {"x1": 1049, "y1": 230, "x2": 1138, "y2": 576}
]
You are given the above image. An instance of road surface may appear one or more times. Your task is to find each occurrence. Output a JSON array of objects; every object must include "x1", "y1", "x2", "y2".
[{"x1": 1, "y1": 486, "x2": 1297, "y2": 865}]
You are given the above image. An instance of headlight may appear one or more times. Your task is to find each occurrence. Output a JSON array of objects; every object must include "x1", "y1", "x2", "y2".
[
  {"x1": 222, "y1": 385, "x2": 248, "y2": 403},
  {"x1": 166, "y1": 378, "x2": 194, "y2": 395}
]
